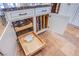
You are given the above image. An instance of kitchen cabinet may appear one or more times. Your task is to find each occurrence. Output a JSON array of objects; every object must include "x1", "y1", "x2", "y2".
[
  {"x1": 4, "y1": 8, "x2": 35, "y2": 36},
  {"x1": 0, "y1": 6, "x2": 51, "y2": 55},
  {"x1": 4, "y1": 6, "x2": 51, "y2": 35},
  {"x1": 51, "y1": 3, "x2": 60, "y2": 13},
  {"x1": 35, "y1": 6, "x2": 51, "y2": 34},
  {"x1": 0, "y1": 22, "x2": 17, "y2": 56},
  {"x1": 36, "y1": 14, "x2": 49, "y2": 34},
  {"x1": 12, "y1": 18, "x2": 33, "y2": 36},
  {"x1": 0, "y1": 5, "x2": 51, "y2": 56}
]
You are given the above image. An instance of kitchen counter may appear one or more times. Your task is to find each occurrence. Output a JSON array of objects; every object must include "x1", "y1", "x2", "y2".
[{"x1": 2, "y1": 5, "x2": 51, "y2": 12}]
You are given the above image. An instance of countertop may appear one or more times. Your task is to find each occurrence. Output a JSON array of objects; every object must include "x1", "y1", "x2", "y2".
[{"x1": 2, "y1": 5, "x2": 51, "y2": 12}]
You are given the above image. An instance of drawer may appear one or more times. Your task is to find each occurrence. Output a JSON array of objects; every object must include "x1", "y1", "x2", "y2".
[
  {"x1": 35, "y1": 7, "x2": 51, "y2": 16},
  {"x1": 10, "y1": 9, "x2": 34, "y2": 21}
]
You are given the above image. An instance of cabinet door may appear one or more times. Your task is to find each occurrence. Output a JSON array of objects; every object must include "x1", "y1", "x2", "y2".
[
  {"x1": 50, "y1": 14, "x2": 69, "y2": 35},
  {"x1": 0, "y1": 22, "x2": 17, "y2": 56}
]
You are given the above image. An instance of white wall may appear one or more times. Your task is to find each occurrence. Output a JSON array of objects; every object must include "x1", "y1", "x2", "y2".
[
  {"x1": 59, "y1": 3, "x2": 77, "y2": 18},
  {"x1": 68, "y1": 4, "x2": 79, "y2": 27},
  {"x1": 70, "y1": 6, "x2": 79, "y2": 27}
]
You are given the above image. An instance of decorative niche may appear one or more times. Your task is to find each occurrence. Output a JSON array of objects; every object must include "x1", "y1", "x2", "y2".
[{"x1": 51, "y1": 3, "x2": 61, "y2": 13}]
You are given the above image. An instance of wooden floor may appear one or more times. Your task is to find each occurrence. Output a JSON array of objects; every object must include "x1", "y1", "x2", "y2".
[
  {"x1": 16, "y1": 24, "x2": 79, "y2": 56},
  {"x1": 0, "y1": 20, "x2": 5, "y2": 36}
]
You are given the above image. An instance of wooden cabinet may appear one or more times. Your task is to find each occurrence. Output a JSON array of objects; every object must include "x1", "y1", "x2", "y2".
[
  {"x1": 18, "y1": 32, "x2": 46, "y2": 56},
  {"x1": 51, "y1": 3, "x2": 60, "y2": 13},
  {"x1": 12, "y1": 18, "x2": 33, "y2": 36},
  {"x1": 34, "y1": 6, "x2": 51, "y2": 34},
  {"x1": 36, "y1": 14, "x2": 49, "y2": 34}
]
